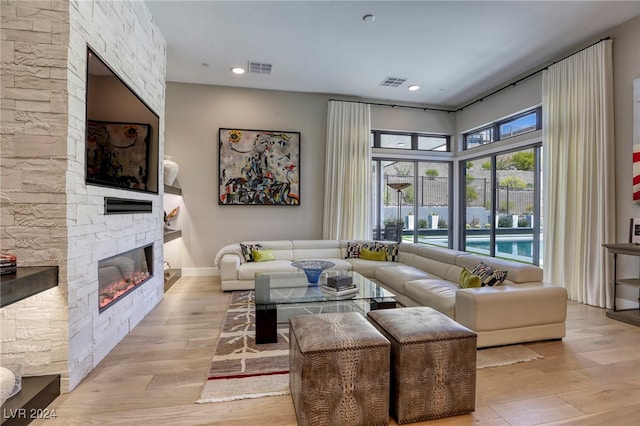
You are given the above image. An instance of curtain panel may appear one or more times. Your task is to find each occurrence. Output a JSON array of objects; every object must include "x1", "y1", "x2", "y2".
[
  {"x1": 322, "y1": 101, "x2": 372, "y2": 240},
  {"x1": 542, "y1": 40, "x2": 615, "y2": 308}
]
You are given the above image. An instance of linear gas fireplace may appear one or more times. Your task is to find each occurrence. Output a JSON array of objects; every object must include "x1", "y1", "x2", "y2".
[{"x1": 98, "y1": 244, "x2": 153, "y2": 312}]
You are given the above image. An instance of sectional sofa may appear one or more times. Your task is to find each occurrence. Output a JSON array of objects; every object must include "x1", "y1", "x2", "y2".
[{"x1": 215, "y1": 239, "x2": 568, "y2": 347}]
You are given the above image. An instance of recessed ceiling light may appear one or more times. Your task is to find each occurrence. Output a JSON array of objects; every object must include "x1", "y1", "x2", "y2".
[
  {"x1": 408, "y1": 85, "x2": 420, "y2": 91},
  {"x1": 362, "y1": 14, "x2": 375, "y2": 23},
  {"x1": 231, "y1": 67, "x2": 245, "y2": 74}
]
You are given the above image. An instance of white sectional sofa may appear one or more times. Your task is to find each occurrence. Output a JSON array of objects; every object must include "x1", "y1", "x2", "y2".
[{"x1": 215, "y1": 239, "x2": 568, "y2": 347}]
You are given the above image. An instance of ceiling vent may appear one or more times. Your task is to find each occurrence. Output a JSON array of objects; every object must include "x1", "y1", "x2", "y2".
[
  {"x1": 248, "y1": 61, "x2": 272, "y2": 74},
  {"x1": 379, "y1": 76, "x2": 407, "y2": 87}
]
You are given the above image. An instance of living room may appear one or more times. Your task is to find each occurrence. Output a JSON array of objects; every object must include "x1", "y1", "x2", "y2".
[{"x1": 1, "y1": 0, "x2": 640, "y2": 425}]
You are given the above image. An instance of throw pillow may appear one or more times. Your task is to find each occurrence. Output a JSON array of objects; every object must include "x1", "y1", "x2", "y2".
[
  {"x1": 345, "y1": 242, "x2": 362, "y2": 259},
  {"x1": 240, "y1": 243, "x2": 263, "y2": 262},
  {"x1": 471, "y1": 262, "x2": 508, "y2": 286},
  {"x1": 384, "y1": 243, "x2": 400, "y2": 262},
  {"x1": 458, "y1": 267, "x2": 481, "y2": 289},
  {"x1": 252, "y1": 249, "x2": 275, "y2": 262},
  {"x1": 359, "y1": 248, "x2": 387, "y2": 261}
]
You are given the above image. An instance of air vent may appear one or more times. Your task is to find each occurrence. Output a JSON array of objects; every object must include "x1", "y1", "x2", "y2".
[
  {"x1": 380, "y1": 76, "x2": 407, "y2": 87},
  {"x1": 248, "y1": 61, "x2": 272, "y2": 74}
]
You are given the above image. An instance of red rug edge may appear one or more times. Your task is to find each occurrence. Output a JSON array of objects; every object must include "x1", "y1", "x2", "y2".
[{"x1": 207, "y1": 370, "x2": 289, "y2": 381}]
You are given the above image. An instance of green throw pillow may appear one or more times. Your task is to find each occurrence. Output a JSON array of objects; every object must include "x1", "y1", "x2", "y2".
[
  {"x1": 359, "y1": 248, "x2": 387, "y2": 261},
  {"x1": 252, "y1": 249, "x2": 275, "y2": 262},
  {"x1": 459, "y1": 267, "x2": 481, "y2": 289}
]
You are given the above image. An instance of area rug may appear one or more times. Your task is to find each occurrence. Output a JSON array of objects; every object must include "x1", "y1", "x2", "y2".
[
  {"x1": 196, "y1": 291, "x2": 290, "y2": 403},
  {"x1": 476, "y1": 344, "x2": 543, "y2": 369},
  {"x1": 197, "y1": 291, "x2": 544, "y2": 403}
]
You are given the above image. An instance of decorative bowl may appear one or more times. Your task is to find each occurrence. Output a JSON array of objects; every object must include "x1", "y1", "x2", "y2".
[{"x1": 291, "y1": 260, "x2": 335, "y2": 284}]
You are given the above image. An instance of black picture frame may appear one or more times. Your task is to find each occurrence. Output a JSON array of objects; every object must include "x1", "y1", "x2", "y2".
[{"x1": 218, "y1": 128, "x2": 300, "y2": 205}]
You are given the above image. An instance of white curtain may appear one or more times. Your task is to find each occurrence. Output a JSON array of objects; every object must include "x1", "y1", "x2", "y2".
[
  {"x1": 542, "y1": 40, "x2": 615, "y2": 308},
  {"x1": 323, "y1": 101, "x2": 372, "y2": 240}
]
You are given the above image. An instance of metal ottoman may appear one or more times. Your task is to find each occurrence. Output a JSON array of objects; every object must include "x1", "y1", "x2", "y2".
[
  {"x1": 367, "y1": 307, "x2": 477, "y2": 424},
  {"x1": 289, "y1": 312, "x2": 391, "y2": 426}
]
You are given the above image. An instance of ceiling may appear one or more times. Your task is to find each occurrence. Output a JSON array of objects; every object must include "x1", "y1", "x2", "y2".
[{"x1": 145, "y1": 1, "x2": 640, "y2": 108}]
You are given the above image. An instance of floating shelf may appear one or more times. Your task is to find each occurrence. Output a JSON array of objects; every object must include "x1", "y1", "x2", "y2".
[
  {"x1": 1, "y1": 267, "x2": 59, "y2": 308},
  {"x1": 163, "y1": 229, "x2": 182, "y2": 243},
  {"x1": 164, "y1": 268, "x2": 182, "y2": 292},
  {"x1": 164, "y1": 184, "x2": 182, "y2": 196},
  {"x1": 0, "y1": 374, "x2": 60, "y2": 426}
]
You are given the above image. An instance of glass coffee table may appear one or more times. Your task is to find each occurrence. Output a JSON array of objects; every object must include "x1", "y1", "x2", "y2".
[{"x1": 254, "y1": 269, "x2": 396, "y2": 344}]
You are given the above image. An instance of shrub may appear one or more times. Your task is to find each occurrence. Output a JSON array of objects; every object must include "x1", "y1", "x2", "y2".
[
  {"x1": 512, "y1": 152, "x2": 534, "y2": 170},
  {"x1": 499, "y1": 176, "x2": 527, "y2": 189},
  {"x1": 425, "y1": 169, "x2": 439, "y2": 178}
]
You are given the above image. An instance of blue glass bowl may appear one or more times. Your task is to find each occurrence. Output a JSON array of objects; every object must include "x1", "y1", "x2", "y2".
[{"x1": 291, "y1": 260, "x2": 335, "y2": 284}]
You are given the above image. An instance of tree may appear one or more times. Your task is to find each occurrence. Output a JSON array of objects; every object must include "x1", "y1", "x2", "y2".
[{"x1": 512, "y1": 152, "x2": 534, "y2": 170}]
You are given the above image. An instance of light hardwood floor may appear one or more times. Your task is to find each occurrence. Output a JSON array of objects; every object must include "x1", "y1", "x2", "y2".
[{"x1": 33, "y1": 276, "x2": 640, "y2": 426}]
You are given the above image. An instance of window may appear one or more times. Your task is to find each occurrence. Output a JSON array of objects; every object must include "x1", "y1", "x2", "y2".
[
  {"x1": 464, "y1": 107, "x2": 541, "y2": 150},
  {"x1": 372, "y1": 131, "x2": 449, "y2": 152},
  {"x1": 372, "y1": 159, "x2": 452, "y2": 246},
  {"x1": 461, "y1": 145, "x2": 541, "y2": 265}
]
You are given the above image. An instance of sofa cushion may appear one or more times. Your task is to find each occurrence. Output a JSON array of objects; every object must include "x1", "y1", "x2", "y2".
[
  {"x1": 237, "y1": 260, "x2": 298, "y2": 280},
  {"x1": 346, "y1": 258, "x2": 394, "y2": 278},
  {"x1": 374, "y1": 264, "x2": 433, "y2": 295},
  {"x1": 292, "y1": 240, "x2": 342, "y2": 260},
  {"x1": 403, "y1": 280, "x2": 458, "y2": 318}
]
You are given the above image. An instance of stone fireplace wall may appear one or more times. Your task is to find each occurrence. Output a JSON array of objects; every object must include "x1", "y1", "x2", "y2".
[{"x1": 0, "y1": 0, "x2": 166, "y2": 392}]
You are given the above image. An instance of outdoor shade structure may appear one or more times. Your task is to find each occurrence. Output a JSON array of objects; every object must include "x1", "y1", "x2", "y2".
[{"x1": 387, "y1": 182, "x2": 412, "y2": 242}]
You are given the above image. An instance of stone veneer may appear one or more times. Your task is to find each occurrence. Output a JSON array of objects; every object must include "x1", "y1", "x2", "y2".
[{"x1": 0, "y1": 0, "x2": 166, "y2": 392}]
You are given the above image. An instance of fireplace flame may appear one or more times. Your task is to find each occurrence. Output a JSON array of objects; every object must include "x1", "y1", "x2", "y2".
[{"x1": 99, "y1": 271, "x2": 150, "y2": 309}]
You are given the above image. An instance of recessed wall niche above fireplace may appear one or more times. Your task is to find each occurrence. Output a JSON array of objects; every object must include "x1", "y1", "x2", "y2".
[
  {"x1": 85, "y1": 46, "x2": 160, "y2": 194},
  {"x1": 98, "y1": 245, "x2": 154, "y2": 312}
]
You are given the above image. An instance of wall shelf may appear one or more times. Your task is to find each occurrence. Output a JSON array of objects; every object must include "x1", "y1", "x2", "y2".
[
  {"x1": 163, "y1": 184, "x2": 183, "y2": 292},
  {"x1": 164, "y1": 184, "x2": 182, "y2": 196},
  {"x1": 1, "y1": 267, "x2": 59, "y2": 308},
  {"x1": 163, "y1": 229, "x2": 182, "y2": 243},
  {"x1": 0, "y1": 375, "x2": 60, "y2": 426}
]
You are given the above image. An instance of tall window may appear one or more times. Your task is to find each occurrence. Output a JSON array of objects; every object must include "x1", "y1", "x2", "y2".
[
  {"x1": 461, "y1": 145, "x2": 542, "y2": 265},
  {"x1": 372, "y1": 156, "x2": 452, "y2": 246}
]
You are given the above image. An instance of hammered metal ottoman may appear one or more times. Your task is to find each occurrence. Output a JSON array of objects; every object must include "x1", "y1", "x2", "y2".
[
  {"x1": 367, "y1": 307, "x2": 477, "y2": 424},
  {"x1": 289, "y1": 312, "x2": 391, "y2": 426}
]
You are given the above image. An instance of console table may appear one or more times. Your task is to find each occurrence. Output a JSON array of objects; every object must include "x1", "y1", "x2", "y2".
[{"x1": 603, "y1": 243, "x2": 640, "y2": 326}]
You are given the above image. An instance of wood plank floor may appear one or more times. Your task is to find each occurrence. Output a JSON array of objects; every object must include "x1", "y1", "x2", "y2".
[{"x1": 33, "y1": 276, "x2": 640, "y2": 426}]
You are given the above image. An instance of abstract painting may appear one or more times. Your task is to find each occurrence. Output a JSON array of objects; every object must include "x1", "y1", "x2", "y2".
[{"x1": 219, "y1": 128, "x2": 300, "y2": 205}]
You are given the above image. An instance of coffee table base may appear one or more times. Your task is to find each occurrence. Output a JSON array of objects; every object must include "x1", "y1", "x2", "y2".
[
  {"x1": 256, "y1": 303, "x2": 278, "y2": 344},
  {"x1": 255, "y1": 299, "x2": 396, "y2": 344}
]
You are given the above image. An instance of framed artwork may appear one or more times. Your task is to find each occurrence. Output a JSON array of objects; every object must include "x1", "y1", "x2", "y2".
[
  {"x1": 218, "y1": 128, "x2": 300, "y2": 205},
  {"x1": 630, "y1": 218, "x2": 640, "y2": 244},
  {"x1": 86, "y1": 120, "x2": 151, "y2": 191}
]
